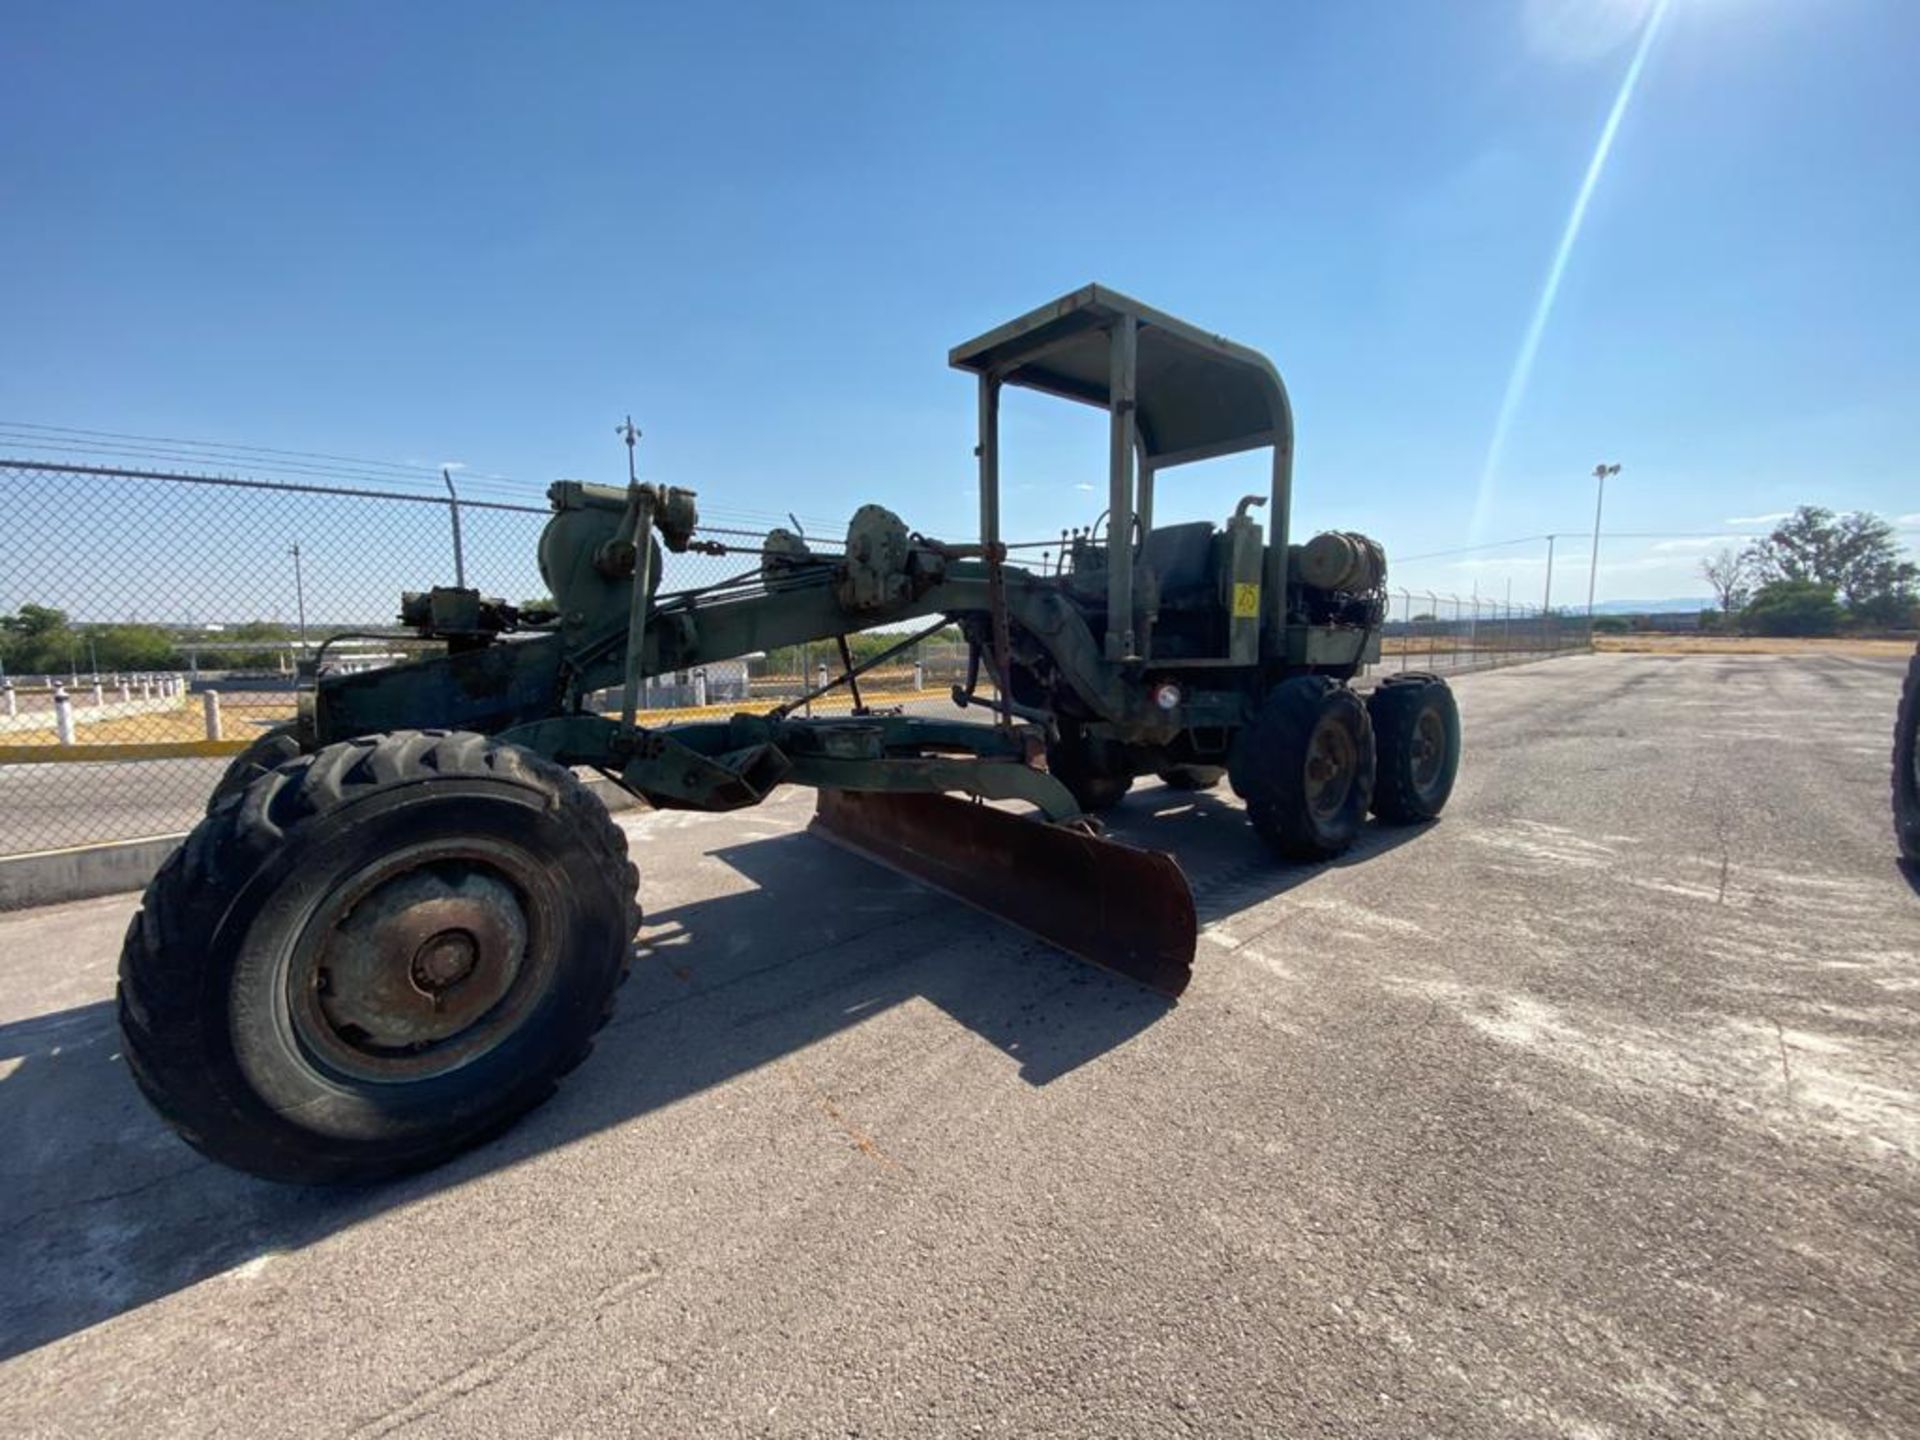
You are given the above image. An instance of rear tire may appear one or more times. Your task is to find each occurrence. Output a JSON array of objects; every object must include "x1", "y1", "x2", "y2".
[
  {"x1": 119, "y1": 730, "x2": 640, "y2": 1185},
  {"x1": 1229, "y1": 677, "x2": 1376, "y2": 860},
  {"x1": 1896, "y1": 643, "x2": 1920, "y2": 863},
  {"x1": 1367, "y1": 674, "x2": 1460, "y2": 823}
]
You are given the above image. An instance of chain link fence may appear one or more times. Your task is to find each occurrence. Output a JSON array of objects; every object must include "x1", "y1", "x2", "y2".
[
  {"x1": 1369, "y1": 587, "x2": 1591, "y2": 678},
  {"x1": 0, "y1": 458, "x2": 953, "y2": 858},
  {"x1": 0, "y1": 457, "x2": 1587, "y2": 860}
]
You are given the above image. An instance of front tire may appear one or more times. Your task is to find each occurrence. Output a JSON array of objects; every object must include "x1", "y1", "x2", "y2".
[
  {"x1": 1229, "y1": 677, "x2": 1376, "y2": 861},
  {"x1": 119, "y1": 730, "x2": 639, "y2": 1185},
  {"x1": 1367, "y1": 674, "x2": 1461, "y2": 823},
  {"x1": 206, "y1": 722, "x2": 306, "y2": 813}
]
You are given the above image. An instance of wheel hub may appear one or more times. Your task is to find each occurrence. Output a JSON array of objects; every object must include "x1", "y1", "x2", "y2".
[
  {"x1": 307, "y1": 865, "x2": 530, "y2": 1067},
  {"x1": 1305, "y1": 719, "x2": 1358, "y2": 820},
  {"x1": 411, "y1": 929, "x2": 480, "y2": 993},
  {"x1": 1410, "y1": 707, "x2": 1445, "y2": 793}
]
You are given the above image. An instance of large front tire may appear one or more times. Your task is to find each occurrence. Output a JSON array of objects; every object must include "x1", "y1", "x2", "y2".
[
  {"x1": 119, "y1": 730, "x2": 639, "y2": 1185},
  {"x1": 206, "y1": 722, "x2": 306, "y2": 813},
  {"x1": 1229, "y1": 677, "x2": 1376, "y2": 861}
]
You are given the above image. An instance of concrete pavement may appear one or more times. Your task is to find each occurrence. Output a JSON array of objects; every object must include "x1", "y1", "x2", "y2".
[{"x1": 0, "y1": 652, "x2": 1914, "y2": 1437}]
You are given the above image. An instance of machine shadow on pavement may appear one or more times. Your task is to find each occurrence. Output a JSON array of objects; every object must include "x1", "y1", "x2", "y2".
[{"x1": 0, "y1": 786, "x2": 1425, "y2": 1359}]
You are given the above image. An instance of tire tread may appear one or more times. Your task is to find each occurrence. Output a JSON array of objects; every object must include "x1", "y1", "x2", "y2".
[{"x1": 118, "y1": 729, "x2": 639, "y2": 1184}]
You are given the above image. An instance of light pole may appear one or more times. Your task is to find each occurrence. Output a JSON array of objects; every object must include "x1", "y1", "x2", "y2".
[
  {"x1": 1586, "y1": 464, "x2": 1620, "y2": 620},
  {"x1": 1543, "y1": 533, "x2": 1557, "y2": 613},
  {"x1": 289, "y1": 542, "x2": 309, "y2": 661}
]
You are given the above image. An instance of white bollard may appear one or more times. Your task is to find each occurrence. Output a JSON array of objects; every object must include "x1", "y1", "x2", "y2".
[
  {"x1": 202, "y1": 691, "x2": 223, "y2": 741},
  {"x1": 3, "y1": 683, "x2": 14, "y2": 718},
  {"x1": 118, "y1": 682, "x2": 130, "y2": 703},
  {"x1": 53, "y1": 687, "x2": 76, "y2": 745},
  {"x1": 914, "y1": 660, "x2": 924, "y2": 691},
  {"x1": 141, "y1": 678, "x2": 152, "y2": 701},
  {"x1": 693, "y1": 669, "x2": 708, "y2": 707},
  {"x1": 91, "y1": 682, "x2": 104, "y2": 707}
]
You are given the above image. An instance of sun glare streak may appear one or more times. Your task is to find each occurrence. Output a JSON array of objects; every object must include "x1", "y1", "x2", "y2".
[{"x1": 1470, "y1": 0, "x2": 1671, "y2": 539}]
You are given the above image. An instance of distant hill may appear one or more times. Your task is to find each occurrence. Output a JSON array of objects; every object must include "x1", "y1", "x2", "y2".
[{"x1": 1588, "y1": 597, "x2": 1715, "y2": 616}]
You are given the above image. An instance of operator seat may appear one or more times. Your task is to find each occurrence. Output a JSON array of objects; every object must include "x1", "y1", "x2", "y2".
[{"x1": 1141, "y1": 521, "x2": 1217, "y2": 597}]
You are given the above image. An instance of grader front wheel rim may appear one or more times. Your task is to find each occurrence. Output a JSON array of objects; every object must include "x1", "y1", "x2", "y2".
[{"x1": 286, "y1": 840, "x2": 559, "y2": 1085}]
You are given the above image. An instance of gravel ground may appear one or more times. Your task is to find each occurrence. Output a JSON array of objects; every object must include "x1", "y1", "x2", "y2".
[{"x1": 0, "y1": 651, "x2": 1913, "y2": 1438}]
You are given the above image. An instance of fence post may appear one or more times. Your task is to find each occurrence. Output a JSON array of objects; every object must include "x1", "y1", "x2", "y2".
[
  {"x1": 53, "y1": 686, "x2": 75, "y2": 745},
  {"x1": 443, "y1": 468, "x2": 468, "y2": 589},
  {"x1": 202, "y1": 691, "x2": 223, "y2": 741}
]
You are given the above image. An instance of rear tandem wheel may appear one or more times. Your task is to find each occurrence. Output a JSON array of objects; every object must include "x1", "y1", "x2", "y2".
[
  {"x1": 1366, "y1": 672, "x2": 1461, "y2": 824},
  {"x1": 119, "y1": 729, "x2": 640, "y2": 1185},
  {"x1": 1229, "y1": 676, "x2": 1377, "y2": 861}
]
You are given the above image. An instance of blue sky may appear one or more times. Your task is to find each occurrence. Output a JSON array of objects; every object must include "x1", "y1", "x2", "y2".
[{"x1": 4, "y1": 0, "x2": 1916, "y2": 606}]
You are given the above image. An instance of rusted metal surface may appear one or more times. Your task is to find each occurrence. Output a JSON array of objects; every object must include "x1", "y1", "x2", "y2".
[
  {"x1": 809, "y1": 789, "x2": 1196, "y2": 996},
  {"x1": 292, "y1": 855, "x2": 548, "y2": 1082}
]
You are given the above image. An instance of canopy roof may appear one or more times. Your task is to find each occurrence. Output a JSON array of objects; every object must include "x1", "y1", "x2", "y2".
[{"x1": 948, "y1": 284, "x2": 1291, "y2": 469}]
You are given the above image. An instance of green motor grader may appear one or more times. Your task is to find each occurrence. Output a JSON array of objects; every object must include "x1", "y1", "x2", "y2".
[{"x1": 119, "y1": 286, "x2": 1462, "y2": 1183}]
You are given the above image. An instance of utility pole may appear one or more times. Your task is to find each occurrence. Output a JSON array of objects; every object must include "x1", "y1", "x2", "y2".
[
  {"x1": 289, "y1": 542, "x2": 309, "y2": 660},
  {"x1": 1543, "y1": 533, "x2": 1556, "y2": 613},
  {"x1": 618, "y1": 415, "x2": 642, "y2": 485},
  {"x1": 1587, "y1": 464, "x2": 1620, "y2": 620}
]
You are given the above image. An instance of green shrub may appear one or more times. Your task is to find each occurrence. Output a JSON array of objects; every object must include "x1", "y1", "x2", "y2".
[{"x1": 1742, "y1": 580, "x2": 1841, "y2": 636}]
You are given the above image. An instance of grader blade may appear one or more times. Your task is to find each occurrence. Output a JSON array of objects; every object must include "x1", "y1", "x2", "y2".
[{"x1": 809, "y1": 789, "x2": 1197, "y2": 996}]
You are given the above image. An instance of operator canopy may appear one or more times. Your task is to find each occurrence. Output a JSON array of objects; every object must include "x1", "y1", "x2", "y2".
[{"x1": 947, "y1": 283, "x2": 1293, "y2": 469}]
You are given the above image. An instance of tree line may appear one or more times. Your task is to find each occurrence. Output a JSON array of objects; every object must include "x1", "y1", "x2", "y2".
[
  {"x1": 0, "y1": 604, "x2": 301, "y2": 676},
  {"x1": 755, "y1": 625, "x2": 964, "y2": 677},
  {"x1": 1699, "y1": 507, "x2": 1916, "y2": 636}
]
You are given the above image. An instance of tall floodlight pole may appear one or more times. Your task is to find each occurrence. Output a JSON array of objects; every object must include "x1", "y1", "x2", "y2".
[
  {"x1": 1543, "y1": 533, "x2": 1557, "y2": 612},
  {"x1": 289, "y1": 542, "x2": 309, "y2": 660},
  {"x1": 1587, "y1": 464, "x2": 1620, "y2": 620}
]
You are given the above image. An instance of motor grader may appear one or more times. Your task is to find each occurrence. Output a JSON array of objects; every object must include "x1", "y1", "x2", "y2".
[{"x1": 119, "y1": 286, "x2": 1462, "y2": 1183}]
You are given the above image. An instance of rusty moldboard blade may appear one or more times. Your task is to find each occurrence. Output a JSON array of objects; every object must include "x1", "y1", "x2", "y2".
[{"x1": 809, "y1": 789, "x2": 1196, "y2": 996}]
